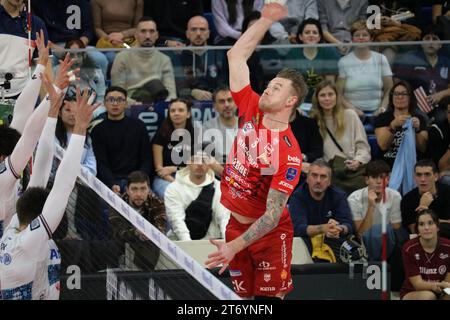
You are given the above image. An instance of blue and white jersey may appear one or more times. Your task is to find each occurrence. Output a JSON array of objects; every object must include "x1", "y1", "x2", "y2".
[
  {"x1": 0, "y1": 4, "x2": 48, "y2": 97},
  {"x1": 0, "y1": 214, "x2": 53, "y2": 300},
  {"x1": 47, "y1": 239, "x2": 61, "y2": 300},
  {"x1": 0, "y1": 157, "x2": 21, "y2": 238}
]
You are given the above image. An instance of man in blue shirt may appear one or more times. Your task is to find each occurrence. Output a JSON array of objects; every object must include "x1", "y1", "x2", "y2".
[
  {"x1": 31, "y1": 0, "x2": 108, "y2": 78},
  {"x1": 0, "y1": 0, "x2": 48, "y2": 98},
  {"x1": 288, "y1": 158, "x2": 354, "y2": 253}
]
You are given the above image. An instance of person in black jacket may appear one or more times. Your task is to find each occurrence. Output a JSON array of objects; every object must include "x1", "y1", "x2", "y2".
[
  {"x1": 290, "y1": 110, "x2": 323, "y2": 182},
  {"x1": 91, "y1": 86, "x2": 152, "y2": 193}
]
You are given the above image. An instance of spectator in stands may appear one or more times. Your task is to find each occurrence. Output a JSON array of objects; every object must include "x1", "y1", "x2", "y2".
[
  {"x1": 202, "y1": 86, "x2": 238, "y2": 176},
  {"x1": 164, "y1": 151, "x2": 230, "y2": 241},
  {"x1": 290, "y1": 109, "x2": 323, "y2": 176},
  {"x1": 375, "y1": 81, "x2": 428, "y2": 168},
  {"x1": 310, "y1": 80, "x2": 371, "y2": 194},
  {"x1": 212, "y1": 0, "x2": 263, "y2": 45},
  {"x1": 372, "y1": 0, "x2": 432, "y2": 28},
  {"x1": 179, "y1": 15, "x2": 225, "y2": 100},
  {"x1": 0, "y1": 0, "x2": 48, "y2": 99},
  {"x1": 401, "y1": 209, "x2": 450, "y2": 300},
  {"x1": 111, "y1": 16, "x2": 177, "y2": 104},
  {"x1": 269, "y1": 0, "x2": 319, "y2": 43},
  {"x1": 401, "y1": 160, "x2": 450, "y2": 237},
  {"x1": 433, "y1": 0, "x2": 450, "y2": 56},
  {"x1": 433, "y1": 0, "x2": 450, "y2": 24},
  {"x1": 143, "y1": 0, "x2": 204, "y2": 42},
  {"x1": 394, "y1": 27, "x2": 450, "y2": 124},
  {"x1": 91, "y1": 86, "x2": 152, "y2": 193},
  {"x1": 288, "y1": 159, "x2": 354, "y2": 256},
  {"x1": 31, "y1": 0, "x2": 108, "y2": 79},
  {"x1": 427, "y1": 103, "x2": 450, "y2": 184},
  {"x1": 337, "y1": 20, "x2": 393, "y2": 117},
  {"x1": 285, "y1": 18, "x2": 339, "y2": 103},
  {"x1": 91, "y1": 0, "x2": 143, "y2": 66},
  {"x1": 64, "y1": 39, "x2": 106, "y2": 117},
  {"x1": 348, "y1": 160, "x2": 402, "y2": 260},
  {"x1": 151, "y1": 99, "x2": 198, "y2": 199},
  {"x1": 317, "y1": 0, "x2": 368, "y2": 50},
  {"x1": 110, "y1": 171, "x2": 166, "y2": 271}
]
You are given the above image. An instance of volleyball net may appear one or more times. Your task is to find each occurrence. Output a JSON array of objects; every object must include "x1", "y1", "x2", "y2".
[{"x1": 52, "y1": 145, "x2": 239, "y2": 300}]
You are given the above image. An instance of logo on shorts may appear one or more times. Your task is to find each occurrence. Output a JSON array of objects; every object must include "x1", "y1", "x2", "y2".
[
  {"x1": 281, "y1": 269, "x2": 288, "y2": 280},
  {"x1": 258, "y1": 261, "x2": 275, "y2": 271},
  {"x1": 32, "y1": 74, "x2": 37, "y2": 80},
  {"x1": 280, "y1": 233, "x2": 286, "y2": 240},
  {"x1": 232, "y1": 280, "x2": 246, "y2": 293},
  {"x1": 285, "y1": 168, "x2": 298, "y2": 181},
  {"x1": 439, "y1": 265, "x2": 447, "y2": 275},
  {"x1": 264, "y1": 273, "x2": 271, "y2": 283},
  {"x1": 259, "y1": 286, "x2": 275, "y2": 292}
]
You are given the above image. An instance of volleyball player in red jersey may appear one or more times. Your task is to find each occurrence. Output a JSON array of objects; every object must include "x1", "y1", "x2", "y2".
[{"x1": 206, "y1": 2, "x2": 307, "y2": 300}]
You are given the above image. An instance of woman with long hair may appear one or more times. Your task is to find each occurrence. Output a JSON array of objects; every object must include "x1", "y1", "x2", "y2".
[
  {"x1": 374, "y1": 81, "x2": 428, "y2": 168},
  {"x1": 52, "y1": 97, "x2": 100, "y2": 240},
  {"x1": 285, "y1": 18, "x2": 339, "y2": 103},
  {"x1": 151, "y1": 99, "x2": 196, "y2": 198},
  {"x1": 401, "y1": 209, "x2": 450, "y2": 300},
  {"x1": 310, "y1": 80, "x2": 371, "y2": 193}
]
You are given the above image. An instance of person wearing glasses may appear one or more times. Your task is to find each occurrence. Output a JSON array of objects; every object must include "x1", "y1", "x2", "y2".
[
  {"x1": 375, "y1": 81, "x2": 428, "y2": 168},
  {"x1": 91, "y1": 86, "x2": 152, "y2": 194},
  {"x1": 400, "y1": 159, "x2": 450, "y2": 239}
]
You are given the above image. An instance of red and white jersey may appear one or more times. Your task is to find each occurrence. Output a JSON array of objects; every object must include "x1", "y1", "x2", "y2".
[
  {"x1": 220, "y1": 85, "x2": 302, "y2": 219},
  {"x1": 401, "y1": 237, "x2": 450, "y2": 296}
]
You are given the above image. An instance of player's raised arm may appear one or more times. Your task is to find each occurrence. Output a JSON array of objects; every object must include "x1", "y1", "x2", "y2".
[
  {"x1": 28, "y1": 73, "x2": 66, "y2": 188},
  {"x1": 40, "y1": 88, "x2": 99, "y2": 234},
  {"x1": 10, "y1": 30, "x2": 48, "y2": 134},
  {"x1": 227, "y1": 2, "x2": 287, "y2": 93}
]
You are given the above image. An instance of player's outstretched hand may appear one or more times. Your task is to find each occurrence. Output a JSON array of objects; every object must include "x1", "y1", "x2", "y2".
[
  {"x1": 54, "y1": 53, "x2": 80, "y2": 90},
  {"x1": 40, "y1": 73, "x2": 65, "y2": 118},
  {"x1": 73, "y1": 87, "x2": 99, "y2": 135},
  {"x1": 36, "y1": 29, "x2": 49, "y2": 67},
  {"x1": 261, "y1": 1, "x2": 288, "y2": 22},
  {"x1": 205, "y1": 239, "x2": 236, "y2": 275}
]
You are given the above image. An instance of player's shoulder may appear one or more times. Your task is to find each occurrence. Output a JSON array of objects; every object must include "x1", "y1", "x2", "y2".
[
  {"x1": 403, "y1": 238, "x2": 420, "y2": 253},
  {"x1": 439, "y1": 237, "x2": 450, "y2": 247}
]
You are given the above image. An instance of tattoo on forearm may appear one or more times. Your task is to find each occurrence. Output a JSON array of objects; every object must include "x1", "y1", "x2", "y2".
[
  {"x1": 242, "y1": 189, "x2": 288, "y2": 244},
  {"x1": 317, "y1": 225, "x2": 324, "y2": 234}
]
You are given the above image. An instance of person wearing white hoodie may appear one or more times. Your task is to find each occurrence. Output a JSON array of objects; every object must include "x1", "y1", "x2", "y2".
[{"x1": 164, "y1": 153, "x2": 230, "y2": 241}]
